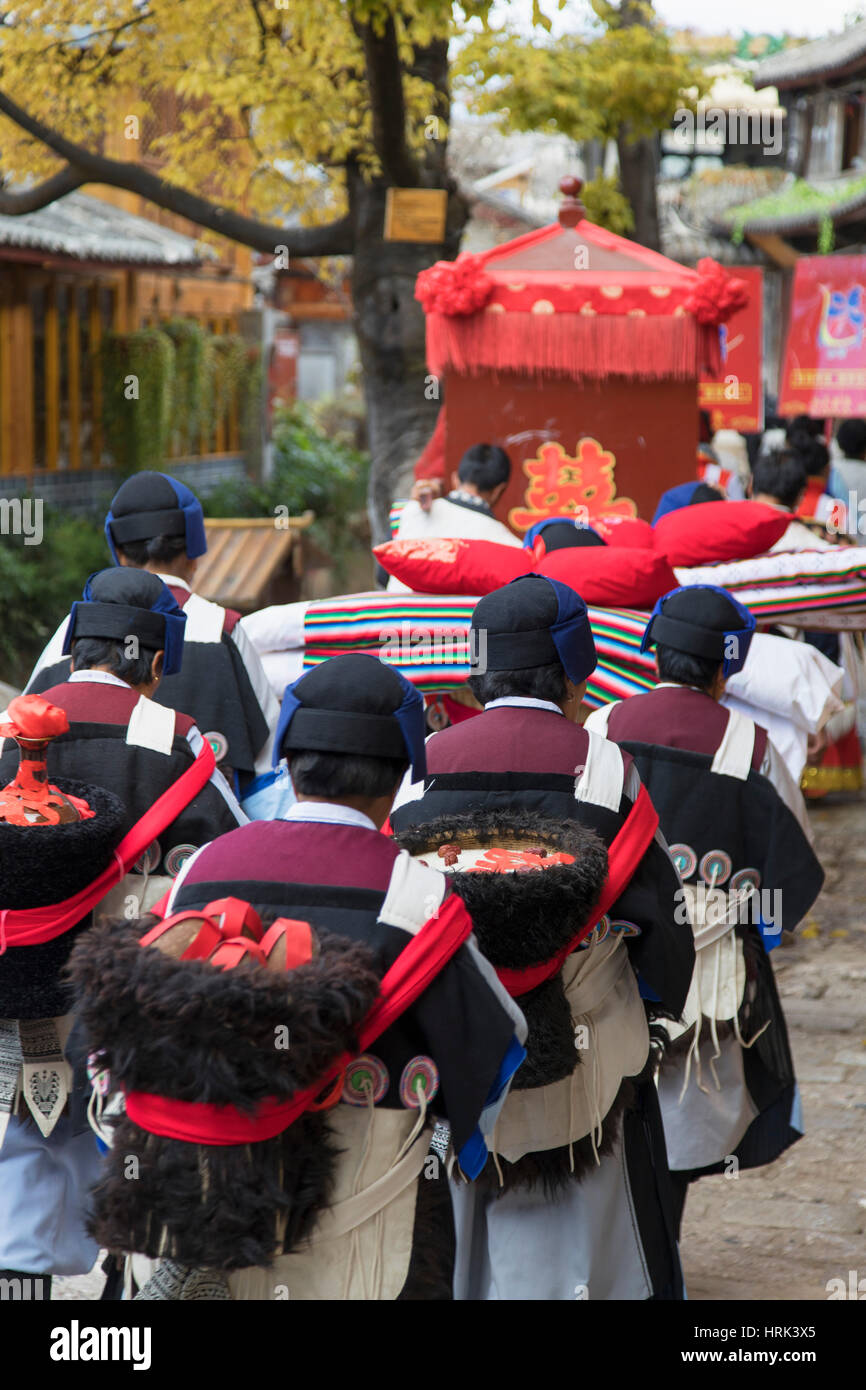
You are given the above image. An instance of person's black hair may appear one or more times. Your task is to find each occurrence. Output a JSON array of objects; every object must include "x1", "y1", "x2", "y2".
[
  {"x1": 690, "y1": 483, "x2": 724, "y2": 505},
  {"x1": 70, "y1": 637, "x2": 160, "y2": 687},
  {"x1": 787, "y1": 429, "x2": 829, "y2": 477},
  {"x1": 750, "y1": 449, "x2": 808, "y2": 508},
  {"x1": 786, "y1": 414, "x2": 825, "y2": 440},
  {"x1": 467, "y1": 662, "x2": 568, "y2": 707},
  {"x1": 287, "y1": 750, "x2": 408, "y2": 800},
  {"x1": 698, "y1": 409, "x2": 713, "y2": 444},
  {"x1": 539, "y1": 522, "x2": 606, "y2": 551},
  {"x1": 836, "y1": 418, "x2": 866, "y2": 461},
  {"x1": 457, "y1": 444, "x2": 511, "y2": 494},
  {"x1": 655, "y1": 645, "x2": 721, "y2": 694},
  {"x1": 116, "y1": 535, "x2": 188, "y2": 568}
]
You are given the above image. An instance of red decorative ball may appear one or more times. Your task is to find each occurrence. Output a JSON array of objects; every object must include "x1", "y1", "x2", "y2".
[
  {"x1": 685, "y1": 259, "x2": 750, "y2": 326},
  {"x1": 415, "y1": 255, "x2": 494, "y2": 317}
]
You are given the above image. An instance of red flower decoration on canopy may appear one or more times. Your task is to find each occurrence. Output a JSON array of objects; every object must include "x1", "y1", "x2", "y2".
[
  {"x1": 685, "y1": 259, "x2": 750, "y2": 327},
  {"x1": 415, "y1": 255, "x2": 494, "y2": 317}
]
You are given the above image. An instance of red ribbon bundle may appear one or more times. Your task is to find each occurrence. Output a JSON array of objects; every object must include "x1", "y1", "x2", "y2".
[{"x1": 138, "y1": 895, "x2": 314, "y2": 972}]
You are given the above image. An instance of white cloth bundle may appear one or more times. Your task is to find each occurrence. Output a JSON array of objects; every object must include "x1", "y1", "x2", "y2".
[{"x1": 723, "y1": 633, "x2": 844, "y2": 781}]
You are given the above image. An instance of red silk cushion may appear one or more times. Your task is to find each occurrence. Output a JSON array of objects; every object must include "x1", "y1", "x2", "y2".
[
  {"x1": 652, "y1": 500, "x2": 790, "y2": 568},
  {"x1": 539, "y1": 546, "x2": 677, "y2": 607},
  {"x1": 593, "y1": 515, "x2": 656, "y2": 549},
  {"x1": 374, "y1": 537, "x2": 531, "y2": 595}
]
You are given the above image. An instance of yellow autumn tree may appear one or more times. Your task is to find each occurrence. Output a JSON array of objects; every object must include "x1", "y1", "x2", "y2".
[{"x1": 0, "y1": 0, "x2": 698, "y2": 527}]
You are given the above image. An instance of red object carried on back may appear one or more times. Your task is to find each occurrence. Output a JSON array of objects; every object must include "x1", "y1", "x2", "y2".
[
  {"x1": 495, "y1": 784, "x2": 659, "y2": 996},
  {"x1": 125, "y1": 892, "x2": 475, "y2": 1143}
]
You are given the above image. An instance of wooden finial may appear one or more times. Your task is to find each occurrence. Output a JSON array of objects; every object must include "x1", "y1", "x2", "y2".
[{"x1": 558, "y1": 175, "x2": 586, "y2": 228}]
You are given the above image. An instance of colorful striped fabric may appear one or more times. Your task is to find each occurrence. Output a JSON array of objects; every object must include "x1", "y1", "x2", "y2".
[
  {"x1": 677, "y1": 547, "x2": 866, "y2": 592},
  {"x1": 729, "y1": 579, "x2": 866, "y2": 617},
  {"x1": 389, "y1": 501, "x2": 408, "y2": 537},
  {"x1": 302, "y1": 580, "x2": 866, "y2": 711},
  {"x1": 302, "y1": 592, "x2": 656, "y2": 706}
]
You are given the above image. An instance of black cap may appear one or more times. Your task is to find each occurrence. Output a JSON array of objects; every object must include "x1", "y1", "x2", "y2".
[{"x1": 276, "y1": 654, "x2": 426, "y2": 778}]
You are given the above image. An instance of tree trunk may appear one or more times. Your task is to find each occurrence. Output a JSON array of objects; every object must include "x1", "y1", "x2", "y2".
[
  {"x1": 617, "y1": 130, "x2": 661, "y2": 251},
  {"x1": 348, "y1": 165, "x2": 468, "y2": 543}
]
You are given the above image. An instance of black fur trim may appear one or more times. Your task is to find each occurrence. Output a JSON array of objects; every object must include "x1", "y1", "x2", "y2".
[
  {"x1": 511, "y1": 975, "x2": 579, "y2": 1090},
  {"x1": 0, "y1": 780, "x2": 125, "y2": 1018},
  {"x1": 90, "y1": 1110, "x2": 340, "y2": 1270},
  {"x1": 397, "y1": 1156, "x2": 455, "y2": 1300},
  {"x1": 469, "y1": 1077, "x2": 636, "y2": 1196},
  {"x1": 68, "y1": 916, "x2": 381, "y2": 1105},
  {"x1": 396, "y1": 811, "x2": 608, "y2": 968},
  {"x1": 69, "y1": 913, "x2": 382, "y2": 1270}
]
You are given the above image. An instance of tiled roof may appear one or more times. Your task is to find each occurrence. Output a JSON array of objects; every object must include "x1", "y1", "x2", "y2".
[
  {"x1": 754, "y1": 23, "x2": 866, "y2": 90},
  {"x1": 0, "y1": 190, "x2": 214, "y2": 266}
]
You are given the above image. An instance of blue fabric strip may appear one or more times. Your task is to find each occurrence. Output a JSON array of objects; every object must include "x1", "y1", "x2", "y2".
[{"x1": 456, "y1": 1033, "x2": 526, "y2": 1180}]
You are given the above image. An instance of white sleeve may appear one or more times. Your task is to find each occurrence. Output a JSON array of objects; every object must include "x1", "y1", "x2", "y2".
[
  {"x1": 582, "y1": 702, "x2": 619, "y2": 737},
  {"x1": 229, "y1": 620, "x2": 282, "y2": 774},
  {"x1": 187, "y1": 726, "x2": 248, "y2": 826},
  {"x1": 24, "y1": 614, "x2": 70, "y2": 690},
  {"x1": 391, "y1": 731, "x2": 437, "y2": 812},
  {"x1": 760, "y1": 736, "x2": 814, "y2": 843}
]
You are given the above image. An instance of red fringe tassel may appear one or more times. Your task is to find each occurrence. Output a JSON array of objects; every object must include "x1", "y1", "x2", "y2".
[{"x1": 427, "y1": 312, "x2": 720, "y2": 381}]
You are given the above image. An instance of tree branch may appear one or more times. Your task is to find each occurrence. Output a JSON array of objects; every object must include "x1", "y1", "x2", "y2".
[
  {"x1": 352, "y1": 13, "x2": 419, "y2": 187},
  {"x1": 0, "y1": 165, "x2": 86, "y2": 213},
  {"x1": 0, "y1": 89, "x2": 354, "y2": 256}
]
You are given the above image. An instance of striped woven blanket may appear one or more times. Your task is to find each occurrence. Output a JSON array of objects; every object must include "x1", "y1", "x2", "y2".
[{"x1": 303, "y1": 592, "x2": 656, "y2": 707}]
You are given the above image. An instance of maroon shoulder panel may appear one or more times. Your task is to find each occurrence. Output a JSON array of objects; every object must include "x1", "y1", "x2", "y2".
[
  {"x1": 607, "y1": 686, "x2": 766, "y2": 771},
  {"x1": 182, "y1": 820, "x2": 403, "y2": 893}
]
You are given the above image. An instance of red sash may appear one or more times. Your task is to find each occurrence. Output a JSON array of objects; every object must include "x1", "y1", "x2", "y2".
[
  {"x1": 495, "y1": 784, "x2": 660, "y2": 997},
  {"x1": 125, "y1": 892, "x2": 474, "y2": 1145},
  {"x1": 0, "y1": 741, "x2": 216, "y2": 950}
]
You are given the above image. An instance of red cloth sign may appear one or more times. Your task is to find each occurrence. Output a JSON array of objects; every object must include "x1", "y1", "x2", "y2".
[
  {"x1": 779, "y1": 255, "x2": 866, "y2": 417},
  {"x1": 699, "y1": 266, "x2": 763, "y2": 431}
]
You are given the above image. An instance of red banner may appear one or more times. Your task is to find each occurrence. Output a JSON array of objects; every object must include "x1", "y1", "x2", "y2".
[
  {"x1": 779, "y1": 255, "x2": 866, "y2": 417},
  {"x1": 699, "y1": 266, "x2": 763, "y2": 431}
]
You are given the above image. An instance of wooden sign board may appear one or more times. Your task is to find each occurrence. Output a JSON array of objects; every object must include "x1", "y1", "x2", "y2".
[{"x1": 384, "y1": 188, "x2": 448, "y2": 244}]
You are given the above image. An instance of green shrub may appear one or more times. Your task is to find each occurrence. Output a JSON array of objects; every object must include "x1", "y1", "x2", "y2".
[
  {"x1": 162, "y1": 318, "x2": 209, "y2": 455},
  {"x1": 100, "y1": 329, "x2": 174, "y2": 474},
  {"x1": 204, "y1": 401, "x2": 370, "y2": 582},
  {"x1": 0, "y1": 506, "x2": 108, "y2": 688}
]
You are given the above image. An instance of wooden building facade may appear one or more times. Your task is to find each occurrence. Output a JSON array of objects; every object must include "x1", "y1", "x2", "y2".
[{"x1": 0, "y1": 190, "x2": 254, "y2": 481}]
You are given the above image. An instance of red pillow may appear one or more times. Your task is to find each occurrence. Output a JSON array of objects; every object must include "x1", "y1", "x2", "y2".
[
  {"x1": 374, "y1": 537, "x2": 531, "y2": 595},
  {"x1": 593, "y1": 515, "x2": 655, "y2": 549},
  {"x1": 539, "y1": 546, "x2": 677, "y2": 608},
  {"x1": 652, "y1": 501, "x2": 790, "y2": 568}
]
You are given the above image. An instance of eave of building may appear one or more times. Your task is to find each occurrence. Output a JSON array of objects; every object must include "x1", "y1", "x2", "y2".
[
  {"x1": 754, "y1": 23, "x2": 866, "y2": 92},
  {"x1": 0, "y1": 189, "x2": 213, "y2": 267},
  {"x1": 714, "y1": 184, "x2": 866, "y2": 237}
]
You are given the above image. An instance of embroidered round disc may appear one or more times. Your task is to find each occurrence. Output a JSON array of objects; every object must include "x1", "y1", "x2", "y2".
[
  {"x1": 164, "y1": 844, "x2": 197, "y2": 878},
  {"x1": 204, "y1": 732, "x2": 229, "y2": 763},
  {"x1": 730, "y1": 866, "x2": 761, "y2": 896},
  {"x1": 133, "y1": 840, "x2": 161, "y2": 876},
  {"x1": 700, "y1": 850, "x2": 732, "y2": 886},
  {"x1": 669, "y1": 843, "x2": 697, "y2": 879},
  {"x1": 342, "y1": 1053, "x2": 389, "y2": 1106},
  {"x1": 399, "y1": 1056, "x2": 440, "y2": 1108}
]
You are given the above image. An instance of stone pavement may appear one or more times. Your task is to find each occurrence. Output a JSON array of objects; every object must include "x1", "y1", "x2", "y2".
[{"x1": 52, "y1": 793, "x2": 866, "y2": 1302}]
